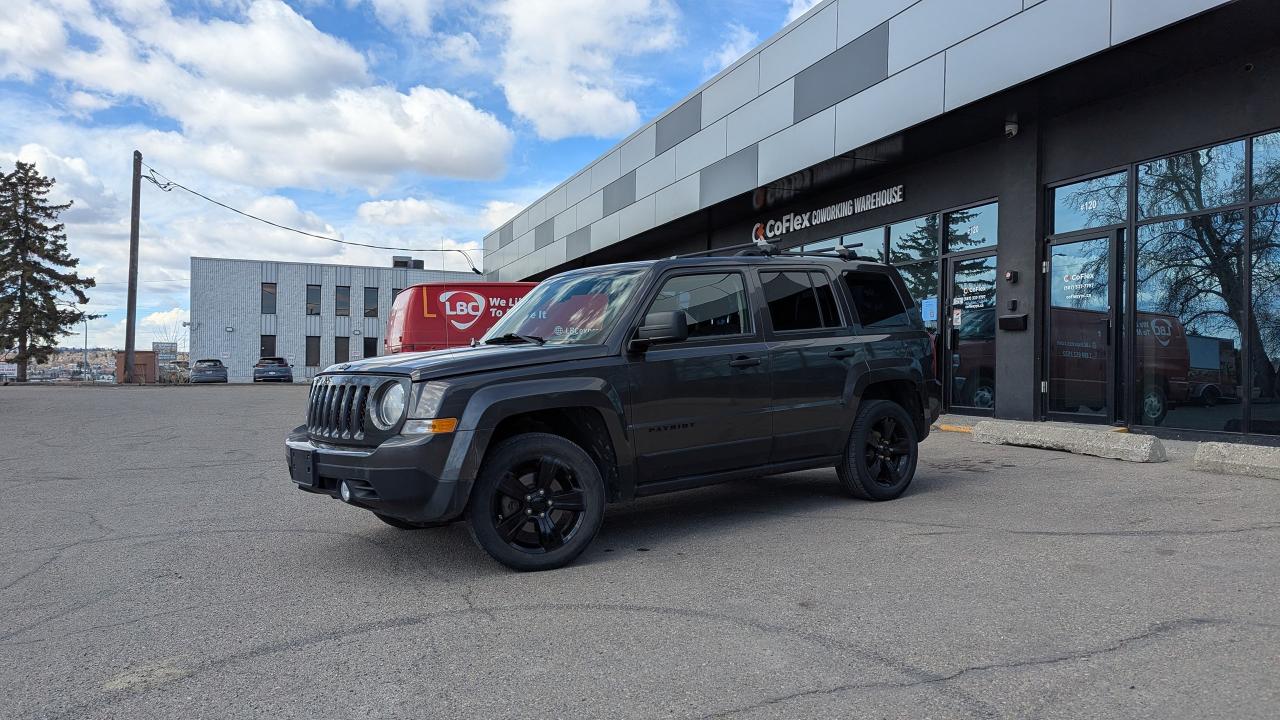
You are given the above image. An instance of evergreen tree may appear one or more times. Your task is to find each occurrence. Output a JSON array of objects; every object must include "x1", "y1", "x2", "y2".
[{"x1": 0, "y1": 161, "x2": 97, "y2": 381}]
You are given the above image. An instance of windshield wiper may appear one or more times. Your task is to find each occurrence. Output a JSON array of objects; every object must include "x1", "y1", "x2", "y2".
[{"x1": 484, "y1": 333, "x2": 546, "y2": 346}]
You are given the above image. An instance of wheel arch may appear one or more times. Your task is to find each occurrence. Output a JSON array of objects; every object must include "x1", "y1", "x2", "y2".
[
  {"x1": 851, "y1": 369, "x2": 929, "y2": 440},
  {"x1": 450, "y1": 377, "x2": 635, "y2": 501}
]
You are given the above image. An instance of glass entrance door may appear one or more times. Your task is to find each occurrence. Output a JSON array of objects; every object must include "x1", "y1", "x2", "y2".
[
  {"x1": 947, "y1": 254, "x2": 998, "y2": 410},
  {"x1": 1046, "y1": 233, "x2": 1119, "y2": 420}
]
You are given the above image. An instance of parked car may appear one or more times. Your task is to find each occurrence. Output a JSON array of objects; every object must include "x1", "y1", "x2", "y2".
[
  {"x1": 253, "y1": 357, "x2": 294, "y2": 383},
  {"x1": 286, "y1": 250, "x2": 941, "y2": 571},
  {"x1": 190, "y1": 358, "x2": 229, "y2": 383},
  {"x1": 384, "y1": 282, "x2": 536, "y2": 353}
]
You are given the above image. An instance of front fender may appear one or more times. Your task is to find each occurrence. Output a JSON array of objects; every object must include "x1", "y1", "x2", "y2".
[{"x1": 440, "y1": 376, "x2": 635, "y2": 498}]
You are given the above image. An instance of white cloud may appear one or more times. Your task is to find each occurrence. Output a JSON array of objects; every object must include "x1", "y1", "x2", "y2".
[
  {"x1": 357, "y1": 197, "x2": 459, "y2": 226},
  {"x1": 708, "y1": 22, "x2": 758, "y2": 74},
  {"x1": 356, "y1": 0, "x2": 442, "y2": 36},
  {"x1": 141, "y1": 306, "x2": 190, "y2": 331},
  {"x1": 0, "y1": 0, "x2": 513, "y2": 188},
  {"x1": 0, "y1": 143, "x2": 119, "y2": 223},
  {"x1": 494, "y1": 0, "x2": 681, "y2": 140},
  {"x1": 785, "y1": 0, "x2": 824, "y2": 23},
  {"x1": 479, "y1": 199, "x2": 521, "y2": 230},
  {"x1": 147, "y1": 0, "x2": 370, "y2": 96}
]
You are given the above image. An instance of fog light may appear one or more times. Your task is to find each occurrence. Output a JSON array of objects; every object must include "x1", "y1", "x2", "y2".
[{"x1": 339, "y1": 480, "x2": 352, "y2": 503}]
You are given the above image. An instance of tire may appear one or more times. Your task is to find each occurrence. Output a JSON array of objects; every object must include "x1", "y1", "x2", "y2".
[
  {"x1": 1140, "y1": 384, "x2": 1168, "y2": 425},
  {"x1": 1201, "y1": 386, "x2": 1219, "y2": 407},
  {"x1": 467, "y1": 433, "x2": 606, "y2": 571},
  {"x1": 374, "y1": 513, "x2": 450, "y2": 530},
  {"x1": 836, "y1": 400, "x2": 918, "y2": 501}
]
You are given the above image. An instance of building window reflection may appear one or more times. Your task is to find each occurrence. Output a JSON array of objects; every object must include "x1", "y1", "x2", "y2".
[{"x1": 1251, "y1": 202, "x2": 1280, "y2": 434}]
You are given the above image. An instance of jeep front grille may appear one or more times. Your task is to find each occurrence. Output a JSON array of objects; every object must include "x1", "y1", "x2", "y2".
[{"x1": 306, "y1": 375, "x2": 379, "y2": 443}]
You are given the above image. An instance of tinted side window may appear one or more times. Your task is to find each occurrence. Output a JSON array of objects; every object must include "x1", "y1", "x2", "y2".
[
  {"x1": 762, "y1": 271, "x2": 822, "y2": 331},
  {"x1": 810, "y1": 272, "x2": 842, "y2": 327},
  {"x1": 646, "y1": 273, "x2": 750, "y2": 339},
  {"x1": 844, "y1": 271, "x2": 910, "y2": 328}
]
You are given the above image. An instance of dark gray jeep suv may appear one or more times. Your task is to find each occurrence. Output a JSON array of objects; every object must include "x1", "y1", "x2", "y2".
[{"x1": 286, "y1": 249, "x2": 941, "y2": 570}]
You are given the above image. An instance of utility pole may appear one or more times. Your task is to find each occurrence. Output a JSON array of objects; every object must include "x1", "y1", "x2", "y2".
[{"x1": 124, "y1": 150, "x2": 141, "y2": 383}]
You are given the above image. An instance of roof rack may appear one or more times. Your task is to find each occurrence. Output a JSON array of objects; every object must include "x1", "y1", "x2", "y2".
[{"x1": 672, "y1": 241, "x2": 874, "y2": 262}]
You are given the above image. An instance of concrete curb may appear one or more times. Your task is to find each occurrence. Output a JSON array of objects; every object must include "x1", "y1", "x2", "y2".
[
  {"x1": 971, "y1": 420, "x2": 1167, "y2": 463},
  {"x1": 1192, "y1": 442, "x2": 1280, "y2": 480}
]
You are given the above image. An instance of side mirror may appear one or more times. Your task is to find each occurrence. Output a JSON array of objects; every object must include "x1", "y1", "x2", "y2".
[{"x1": 629, "y1": 311, "x2": 688, "y2": 352}]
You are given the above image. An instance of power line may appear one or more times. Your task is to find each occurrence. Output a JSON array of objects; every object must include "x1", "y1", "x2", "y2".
[
  {"x1": 94, "y1": 278, "x2": 190, "y2": 286},
  {"x1": 139, "y1": 162, "x2": 483, "y2": 274}
]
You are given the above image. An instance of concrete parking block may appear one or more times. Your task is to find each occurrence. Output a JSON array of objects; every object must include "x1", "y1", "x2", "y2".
[
  {"x1": 1193, "y1": 441, "x2": 1280, "y2": 480},
  {"x1": 971, "y1": 419, "x2": 1167, "y2": 463}
]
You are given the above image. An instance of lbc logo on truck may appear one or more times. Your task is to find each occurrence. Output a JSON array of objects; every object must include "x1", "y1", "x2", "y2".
[{"x1": 438, "y1": 290, "x2": 486, "y2": 330}]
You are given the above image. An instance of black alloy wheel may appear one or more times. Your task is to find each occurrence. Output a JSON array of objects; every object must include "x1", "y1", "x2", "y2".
[
  {"x1": 468, "y1": 433, "x2": 605, "y2": 571},
  {"x1": 491, "y1": 457, "x2": 587, "y2": 553},
  {"x1": 836, "y1": 399, "x2": 918, "y2": 501}
]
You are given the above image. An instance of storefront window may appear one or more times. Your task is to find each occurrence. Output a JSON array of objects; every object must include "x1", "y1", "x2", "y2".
[
  {"x1": 889, "y1": 215, "x2": 939, "y2": 264},
  {"x1": 1134, "y1": 211, "x2": 1245, "y2": 430},
  {"x1": 945, "y1": 202, "x2": 998, "y2": 253},
  {"x1": 1052, "y1": 171, "x2": 1128, "y2": 234},
  {"x1": 950, "y1": 255, "x2": 998, "y2": 409},
  {"x1": 1253, "y1": 131, "x2": 1280, "y2": 201},
  {"x1": 844, "y1": 227, "x2": 887, "y2": 260},
  {"x1": 1251, "y1": 202, "x2": 1280, "y2": 435},
  {"x1": 896, "y1": 261, "x2": 938, "y2": 332},
  {"x1": 1138, "y1": 140, "x2": 1245, "y2": 220}
]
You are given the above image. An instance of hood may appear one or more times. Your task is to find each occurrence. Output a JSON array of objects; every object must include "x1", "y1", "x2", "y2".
[{"x1": 319, "y1": 343, "x2": 612, "y2": 381}]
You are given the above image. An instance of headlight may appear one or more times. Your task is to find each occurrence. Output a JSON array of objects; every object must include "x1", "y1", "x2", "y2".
[
  {"x1": 401, "y1": 381, "x2": 457, "y2": 435},
  {"x1": 372, "y1": 381, "x2": 407, "y2": 430}
]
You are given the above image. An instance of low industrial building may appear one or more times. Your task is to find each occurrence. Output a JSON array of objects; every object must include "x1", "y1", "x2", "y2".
[
  {"x1": 483, "y1": 0, "x2": 1280, "y2": 440},
  {"x1": 188, "y1": 257, "x2": 473, "y2": 383}
]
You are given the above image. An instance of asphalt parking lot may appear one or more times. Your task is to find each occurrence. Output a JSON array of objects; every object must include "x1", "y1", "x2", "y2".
[{"x1": 2, "y1": 385, "x2": 1277, "y2": 719}]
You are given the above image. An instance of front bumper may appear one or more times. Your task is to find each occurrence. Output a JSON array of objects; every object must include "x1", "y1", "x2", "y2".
[{"x1": 284, "y1": 427, "x2": 472, "y2": 524}]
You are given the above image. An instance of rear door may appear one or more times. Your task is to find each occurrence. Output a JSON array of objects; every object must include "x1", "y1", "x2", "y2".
[
  {"x1": 627, "y1": 270, "x2": 772, "y2": 483},
  {"x1": 761, "y1": 269, "x2": 855, "y2": 463}
]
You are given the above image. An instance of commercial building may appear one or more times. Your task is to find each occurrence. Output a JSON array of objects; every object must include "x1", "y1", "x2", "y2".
[
  {"x1": 483, "y1": 0, "x2": 1280, "y2": 440},
  {"x1": 189, "y1": 257, "x2": 473, "y2": 382}
]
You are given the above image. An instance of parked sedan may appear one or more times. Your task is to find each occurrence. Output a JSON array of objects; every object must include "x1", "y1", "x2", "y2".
[
  {"x1": 190, "y1": 358, "x2": 228, "y2": 383},
  {"x1": 253, "y1": 357, "x2": 294, "y2": 383}
]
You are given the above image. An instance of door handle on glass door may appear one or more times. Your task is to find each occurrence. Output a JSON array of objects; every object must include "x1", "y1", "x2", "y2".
[{"x1": 729, "y1": 356, "x2": 761, "y2": 368}]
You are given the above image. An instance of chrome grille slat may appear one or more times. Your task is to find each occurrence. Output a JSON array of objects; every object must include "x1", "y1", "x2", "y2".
[{"x1": 339, "y1": 385, "x2": 353, "y2": 437}]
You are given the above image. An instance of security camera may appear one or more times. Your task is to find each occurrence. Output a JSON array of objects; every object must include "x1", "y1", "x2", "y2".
[{"x1": 1004, "y1": 121, "x2": 1019, "y2": 139}]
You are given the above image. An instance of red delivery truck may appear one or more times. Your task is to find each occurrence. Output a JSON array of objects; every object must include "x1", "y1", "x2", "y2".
[{"x1": 385, "y1": 282, "x2": 536, "y2": 353}]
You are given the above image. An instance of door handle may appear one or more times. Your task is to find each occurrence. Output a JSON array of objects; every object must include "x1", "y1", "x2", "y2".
[
  {"x1": 729, "y1": 356, "x2": 761, "y2": 368},
  {"x1": 828, "y1": 347, "x2": 857, "y2": 359}
]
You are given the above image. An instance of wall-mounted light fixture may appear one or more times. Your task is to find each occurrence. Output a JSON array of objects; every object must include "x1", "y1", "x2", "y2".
[{"x1": 224, "y1": 326, "x2": 234, "y2": 333}]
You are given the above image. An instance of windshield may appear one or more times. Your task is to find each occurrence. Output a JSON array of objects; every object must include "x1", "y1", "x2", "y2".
[
  {"x1": 195, "y1": 360, "x2": 222, "y2": 368},
  {"x1": 482, "y1": 268, "x2": 645, "y2": 346}
]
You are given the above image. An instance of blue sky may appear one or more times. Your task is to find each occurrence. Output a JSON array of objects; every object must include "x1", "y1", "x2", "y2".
[{"x1": 0, "y1": 0, "x2": 819, "y2": 349}]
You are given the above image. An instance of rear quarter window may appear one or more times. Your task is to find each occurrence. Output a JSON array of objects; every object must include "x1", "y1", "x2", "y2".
[{"x1": 844, "y1": 271, "x2": 911, "y2": 329}]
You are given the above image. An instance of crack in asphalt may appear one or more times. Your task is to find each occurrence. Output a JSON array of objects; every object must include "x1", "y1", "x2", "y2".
[
  {"x1": 692, "y1": 617, "x2": 1236, "y2": 719},
  {"x1": 30, "y1": 601, "x2": 966, "y2": 720}
]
